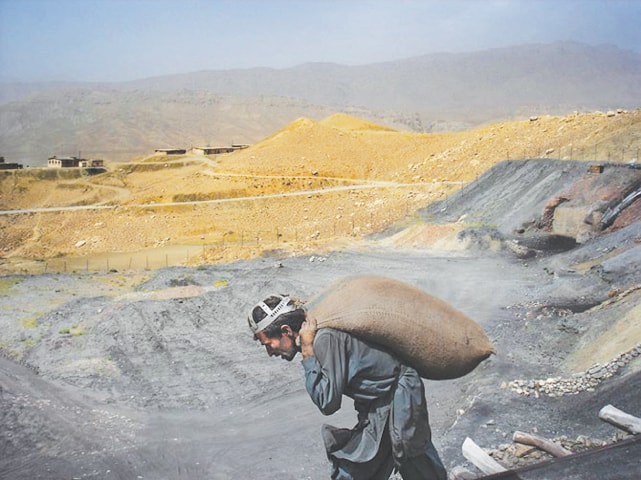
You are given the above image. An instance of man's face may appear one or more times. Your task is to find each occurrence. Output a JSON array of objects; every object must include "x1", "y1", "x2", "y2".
[{"x1": 256, "y1": 328, "x2": 298, "y2": 361}]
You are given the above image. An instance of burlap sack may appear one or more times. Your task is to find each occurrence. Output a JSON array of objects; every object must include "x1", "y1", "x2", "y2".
[{"x1": 304, "y1": 275, "x2": 494, "y2": 380}]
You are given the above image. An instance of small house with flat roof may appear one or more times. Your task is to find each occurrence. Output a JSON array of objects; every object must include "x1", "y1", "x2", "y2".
[
  {"x1": 155, "y1": 148, "x2": 186, "y2": 156},
  {"x1": 0, "y1": 156, "x2": 23, "y2": 170},
  {"x1": 48, "y1": 156, "x2": 81, "y2": 168}
]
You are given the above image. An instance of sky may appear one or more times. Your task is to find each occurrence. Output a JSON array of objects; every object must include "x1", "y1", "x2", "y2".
[{"x1": 0, "y1": 0, "x2": 640, "y2": 83}]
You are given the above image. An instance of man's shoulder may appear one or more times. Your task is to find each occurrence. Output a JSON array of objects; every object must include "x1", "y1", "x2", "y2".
[
  {"x1": 313, "y1": 328, "x2": 351, "y2": 349},
  {"x1": 317, "y1": 328, "x2": 404, "y2": 365},
  {"x1": 316, "y1": 328, "x2": 350, "y2": 339}
]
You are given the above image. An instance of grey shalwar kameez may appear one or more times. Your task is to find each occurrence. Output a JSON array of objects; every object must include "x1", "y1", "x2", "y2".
[{"x1": 301, "y1": 328, "x2": 447, "y2": 480}]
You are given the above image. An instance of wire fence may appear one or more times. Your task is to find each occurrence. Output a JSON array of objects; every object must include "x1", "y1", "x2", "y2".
[
  {"x1": 26, "y1": 199, "x2": 428, "y2": 274},
  {"x1": 506, "y1": 146, "x2": 639, "y2": 163}
]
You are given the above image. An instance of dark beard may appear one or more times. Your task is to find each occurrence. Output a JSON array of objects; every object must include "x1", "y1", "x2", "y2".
[{"x1": 281, "y1": 349, "x2": 297, "y2": 361}]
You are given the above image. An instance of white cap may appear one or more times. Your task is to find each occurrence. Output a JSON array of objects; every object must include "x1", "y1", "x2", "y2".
[{"x1": 248, "y1": 295, "x2": 297, "y2": 334}]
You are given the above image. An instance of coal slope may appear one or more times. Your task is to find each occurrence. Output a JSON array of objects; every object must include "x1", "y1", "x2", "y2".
[
  {"x1": 423, "y1": 159, "x2": 590, "y2": 232},
  {"x1": 421, "y1": 158, "x2": 641, "y2": 475}
]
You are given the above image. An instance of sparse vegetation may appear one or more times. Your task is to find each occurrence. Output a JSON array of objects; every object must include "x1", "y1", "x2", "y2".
[
  {"x1": 21, "y1": 318, "x2": 38, "y2": 329},
  {"x1": 0, "y1": 278, "x2": 22, "y2": 292},
  {"x1": 172, "y1": 190, "x2": 249, "y2": 202}
]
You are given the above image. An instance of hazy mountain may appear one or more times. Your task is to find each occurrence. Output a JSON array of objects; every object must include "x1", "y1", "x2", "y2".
[
  {"x1": 1, "y1": 42, "x2": 640, "y2": 166},
  {"x1": 124, "y1": 42, "x2": 641, "y2": 117}
]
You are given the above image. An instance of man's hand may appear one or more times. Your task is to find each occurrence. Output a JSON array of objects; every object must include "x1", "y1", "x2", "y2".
[{"x1": 299, "y1": 314, "x2": 317, "y2": 358}]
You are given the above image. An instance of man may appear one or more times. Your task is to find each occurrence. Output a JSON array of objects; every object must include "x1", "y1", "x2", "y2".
[{"x1": 249, "y1": 294, "x2": 447, "y2": 480}]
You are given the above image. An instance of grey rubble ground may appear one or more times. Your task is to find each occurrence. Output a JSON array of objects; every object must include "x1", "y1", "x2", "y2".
[{"x1": 1, "y1": 159, "x2": 640, "y2": 480}]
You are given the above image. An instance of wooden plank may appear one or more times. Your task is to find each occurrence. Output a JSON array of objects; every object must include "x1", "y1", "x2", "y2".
[
  {"x1": 462, "y1": 437, "x2": 508, "y2": 475},
  {"x1": 474, "y1": 436, "x2": 641, "y2": 480},
  {"x1": 599, "y1": 404, "x2": 641, "y2": 434},
  {"x1": 450, "y1": 465, "x2": 477, "y2": 480},
  {"x1": 513, "y1": 430, "x2": 572, "y2": 457}
]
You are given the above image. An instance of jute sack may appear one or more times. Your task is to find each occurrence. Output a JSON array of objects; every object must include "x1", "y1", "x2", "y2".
[{"x1": 304, "y1": 275, "x2": 494, "y2": 380}]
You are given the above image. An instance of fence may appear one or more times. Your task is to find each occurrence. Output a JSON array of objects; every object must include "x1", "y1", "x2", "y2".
[
  {"x1": 506, "y1": 146, "x2": 639, "y2": 163},
  {"x1": 26, "y1": 194, "x2": 435, "y2": 275}
]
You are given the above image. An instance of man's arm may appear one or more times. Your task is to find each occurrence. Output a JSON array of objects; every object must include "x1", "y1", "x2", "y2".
[
  {"x1": 300, "y1": 324, "x2": 347, "y2": 416},
  {"x1": 298, "y1": 314, "x2": 317, "y2": 358}
]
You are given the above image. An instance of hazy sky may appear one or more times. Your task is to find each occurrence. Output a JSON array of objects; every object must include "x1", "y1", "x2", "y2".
[{"x1": 1, "y1": 0, "x2": 640, "y2": 82}]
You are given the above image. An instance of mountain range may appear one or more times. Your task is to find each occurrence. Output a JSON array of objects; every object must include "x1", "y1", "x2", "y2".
[{"x1": 1, "y1": 41, "x2": 640, "y2": 167}]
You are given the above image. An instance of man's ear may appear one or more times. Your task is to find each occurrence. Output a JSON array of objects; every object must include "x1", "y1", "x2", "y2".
[{"x1": 281, "y1": 324, "x2": 293, "y2": 336}]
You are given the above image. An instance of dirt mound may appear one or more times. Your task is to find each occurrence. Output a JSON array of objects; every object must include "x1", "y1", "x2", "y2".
[{"x1": 319, "y1": 113, "x2": 398, "y2": 132}]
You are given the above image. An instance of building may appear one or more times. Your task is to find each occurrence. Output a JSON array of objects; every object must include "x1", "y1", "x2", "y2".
[
  {"x1": 48, "y1": 156, "x2": 82, "y2": 168},
  {"x1": 192, "y1": 146, "x2": 234, "y2": 155},
  {"x1": 48, "y1": 156, "x2": 105, "y2": 168},
  {"x1": 0, "y1": 156, "x2": 23, "y2": 170},
  {"x1": 78, "y1": 159, "x2": 105, "y2": 168},
  {"x1": 191, "y1": 144, "x2": 250, "y2": 155},
  {"x1": 154, "y1": 148, "x2": 186, "y2": 156}
]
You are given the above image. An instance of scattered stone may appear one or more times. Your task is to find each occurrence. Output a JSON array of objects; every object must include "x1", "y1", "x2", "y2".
[{"x1": 508, "y1": 343, "x2": 641, "y2": 397}]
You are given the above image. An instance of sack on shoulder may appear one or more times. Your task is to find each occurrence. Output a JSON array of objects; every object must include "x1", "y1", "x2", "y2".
[{"x1": 305, "y1": 275, "x2": 494, "y2": 380}]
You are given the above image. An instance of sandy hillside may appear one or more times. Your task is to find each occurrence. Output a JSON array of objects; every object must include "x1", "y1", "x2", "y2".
[{"x1": 1, "y1": 110, "x2": 640, "y2": 272}]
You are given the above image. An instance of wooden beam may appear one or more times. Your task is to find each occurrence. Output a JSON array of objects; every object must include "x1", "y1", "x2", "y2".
[
  {"x1": 513, "y1": 430, "x2": 572, "y2": 457},
  {"x1": 449, "y1": 465, "x2": 477, "y2": 480},
  {"x1": 462, "y1": 437, "x2": 507, "y2": 475},
  {"x1": 599, "y1": 404, "x2": 641, "y2": 434}
]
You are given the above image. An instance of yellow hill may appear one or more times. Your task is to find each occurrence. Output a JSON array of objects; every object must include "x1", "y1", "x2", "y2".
[
  {"x1": 221, "y1": 115, "x2": 391, "y2": 179},
  {"x1": 320, "y1": 113, "x2": 397, "y2": 132}
]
